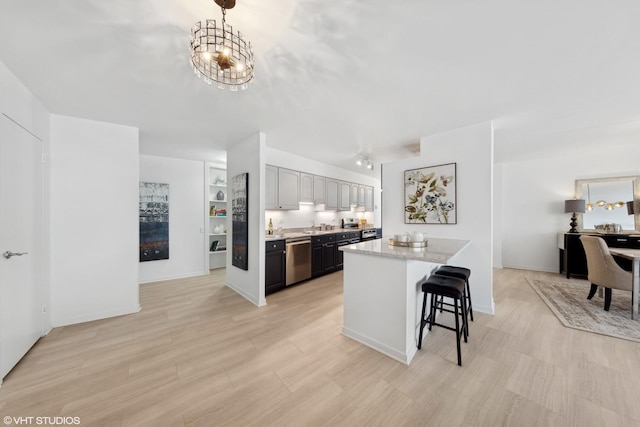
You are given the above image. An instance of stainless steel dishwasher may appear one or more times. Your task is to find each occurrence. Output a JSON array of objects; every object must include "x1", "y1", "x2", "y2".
[{"x1": 285, "y1": 237, "x2": 311, "y2": 286}]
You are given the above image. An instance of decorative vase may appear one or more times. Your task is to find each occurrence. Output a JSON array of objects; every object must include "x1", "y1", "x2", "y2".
[
  {"x1": 216, "y1": 190, "x2": 225, "y2": 201},
  {"x1": 213, "y1": 224, "x2": 221, "y2": 234}
]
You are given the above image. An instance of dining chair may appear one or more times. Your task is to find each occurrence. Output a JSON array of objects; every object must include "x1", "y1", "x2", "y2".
[{"x1": 580, "y1": 235, "x2": 633, "y2": 312}]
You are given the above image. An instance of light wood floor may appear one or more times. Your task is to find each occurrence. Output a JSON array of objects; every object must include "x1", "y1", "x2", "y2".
[{"x1": 2, "y1": 268, "x2": 640, "y2": 426}]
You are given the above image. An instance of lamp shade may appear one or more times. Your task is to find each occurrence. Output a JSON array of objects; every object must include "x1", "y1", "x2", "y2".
[
  {"x1": 564, "y1": 199, "x2": 586, "y2": 213},
  {"x1": 627, "y1": 201, "x2": 635, "y2": 216}
]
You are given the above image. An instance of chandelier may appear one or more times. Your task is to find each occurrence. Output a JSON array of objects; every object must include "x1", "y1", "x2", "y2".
[{"x1": 189, "y1": 0, "x2": 254, "y2": 91}]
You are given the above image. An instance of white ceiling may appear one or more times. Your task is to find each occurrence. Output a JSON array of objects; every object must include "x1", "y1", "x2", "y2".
[{"x1": 1, "y1": 0, "x2": 640, "y2": 176}]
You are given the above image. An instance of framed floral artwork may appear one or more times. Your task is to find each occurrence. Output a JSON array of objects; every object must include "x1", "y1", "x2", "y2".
[{"x1": 404, "y1": 163, "x2": 457, "y2": 224}]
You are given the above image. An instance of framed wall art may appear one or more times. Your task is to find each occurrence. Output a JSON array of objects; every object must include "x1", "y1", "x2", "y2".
[
  {"x1": 139, "y1": 182, "x2": 170, "y2": 261},
  {"x1": 404, "y1": 163, "x2": 457, "y2": 224},
  {"x1": 231, "y1": 172, "x2": 249, "y2": 270}
]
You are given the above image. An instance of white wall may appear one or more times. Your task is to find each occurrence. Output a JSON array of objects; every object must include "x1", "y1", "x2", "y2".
[
  {"x1": 139, "y1": 155, "x2": 207, "y2": 283},
  {"x1": 226, "y1": 132, "x2": 266, "y2": 306},
  {"x1": 493, "y1": 163, "x2": 504, "y2": 268},
  {"x1": 265, "y1": 147, "x2": 382, "y2": 229},
  {"x1": 500, "y1": 150, "x2": 640, "y2": 272},
  {"x1": 382, "y1": 122, "x2": 494, "y2": 314},
  {"x1": 50, "y1": 115, "x2": 140, "y2": 326},
  {"x1": 0, "y1": 61, "x2": 49, "y2": 141},
  {"x1": 0, "y1": 59, "x2": 51, "y2": 335}
]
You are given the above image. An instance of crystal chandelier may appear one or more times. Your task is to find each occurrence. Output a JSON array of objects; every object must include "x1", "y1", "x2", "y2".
[{"x1": 190, "y1": 0, "x2": 254, "y2": 91}]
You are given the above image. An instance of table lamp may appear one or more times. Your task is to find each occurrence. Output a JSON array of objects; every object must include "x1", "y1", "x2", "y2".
[
  {"x1": 564, "y1": 199, "x2": 586, "y2": 233},
  {"x1": 627, "y1": 201, "x2": 635, "y2": 216}
]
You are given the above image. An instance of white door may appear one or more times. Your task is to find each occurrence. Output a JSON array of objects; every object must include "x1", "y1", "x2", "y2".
[{"x1": 0, "y1": 114, "x2": 44, "y2": 383}]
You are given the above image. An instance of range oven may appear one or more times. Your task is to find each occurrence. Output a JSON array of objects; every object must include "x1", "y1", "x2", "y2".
[{"x1": 361, "y1": 228, "x2": 378, "y2": 241}]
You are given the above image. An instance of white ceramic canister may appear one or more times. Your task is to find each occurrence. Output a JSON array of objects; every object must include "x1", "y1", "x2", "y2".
[{"x1": 396, "y1": 233, "x2": 409, "y2": 242}]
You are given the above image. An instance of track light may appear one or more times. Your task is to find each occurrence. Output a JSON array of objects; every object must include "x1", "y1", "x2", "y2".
[{"x1": 355, "y1": 155, "x2": 374, "y2": 171}]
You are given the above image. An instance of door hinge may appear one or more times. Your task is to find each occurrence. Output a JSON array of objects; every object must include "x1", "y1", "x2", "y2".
[
  {"x1": 42, "y1": 304, "x2": 47, "y2": 313},
  {"x1": 41, "y1": 153, "x2": 47, "y2": 163}
]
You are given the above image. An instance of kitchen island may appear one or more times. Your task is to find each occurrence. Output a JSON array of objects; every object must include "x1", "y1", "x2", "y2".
[{"x1": 340, "y1": 237, "x2": 470, "y2": 364}]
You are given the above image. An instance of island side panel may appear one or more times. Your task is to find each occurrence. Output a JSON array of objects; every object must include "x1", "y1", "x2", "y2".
[
  {"x1": 407, "y1": 260, "x2": 440, "y2": 354},
  {"x1": 342, "y1": 251, "x2": 441, "y2": 364},
  {"x1": 342, "y1": 252, "x2": 408, "y2": 362}
]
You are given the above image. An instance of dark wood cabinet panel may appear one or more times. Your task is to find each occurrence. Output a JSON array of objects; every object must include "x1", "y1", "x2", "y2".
[
  {"x1": 336, "y1": 241, "x2": 348, "y2": 269},
  {"x1": 323, "y1": 242, "x2": 336, "y2": 273},
  {"x1": 311, "y1": 233, "x2": 343, "y2": 277},
  {"x1": 335, "y1": 231, "x2": 360, "y2": 270},
  {"x1": 311, "y1": 244, "x2": 325, "y2": 277},
  {"x1": 563, "y1": 233, "x2": 639, "y2": 278},
  {"x1": 265, "y1": 240, "x2": 286, "y2": 295}
]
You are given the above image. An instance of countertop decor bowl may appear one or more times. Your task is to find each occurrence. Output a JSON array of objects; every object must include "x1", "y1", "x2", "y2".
[{"x1": 388, "y1": 238, "x2": 428, "y2": 248}]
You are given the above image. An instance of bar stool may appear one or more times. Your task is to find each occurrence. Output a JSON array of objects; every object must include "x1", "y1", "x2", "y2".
[
  {"x1": 417, "y1": 274, "x2": 468, "y2": 366},
  {"x1": 434, "y1": 265, "x2": 473, "y2": 321}
]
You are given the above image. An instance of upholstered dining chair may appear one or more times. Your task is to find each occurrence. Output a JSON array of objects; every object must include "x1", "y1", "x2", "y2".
[{"x1": 580, "y1": 235, "x2": 633, "y2": 312}]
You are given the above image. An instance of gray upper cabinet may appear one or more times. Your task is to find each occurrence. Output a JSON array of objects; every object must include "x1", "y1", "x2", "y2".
[
  {"x1": 350, "y1": 183, "x2": 359, "y2": 206},
  {"x1": 277, "y1": 168, "x2": 300, "y2": 210},
  {"x1": 266, "y1": 164, "x2": 373, "y2": 212},
  {"x1": 339, "y1": 181, "x2": 351, "y2": 211},
  {"x1": 358, "y1": 185, "x2": 366, "y2": 206},
  {"x1": 300, "y1": 173, "x2": 314, "y2": 203},
  {"x1": 313, "y1": 175, "x2": 326, "y2": 204},
  {"x1": 364, "y1": 186, "x2": 374, "y2": 212},
  {"x1": 265, "y1": 165, "x2": 278, "y2": 210},
  {"x1": 266, "y1": 165, "x2": 300, "y2": 210},
  {"x1": 325, "y1": 178, "x2": 339, "y2": 210}
]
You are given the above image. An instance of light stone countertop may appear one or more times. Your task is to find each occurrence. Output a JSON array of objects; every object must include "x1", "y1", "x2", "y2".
[
  {"x1": 265, "y1": 228, "x2": 367, "y2": 241},
  {"x1": 339, "y1": 237, "x2": 471, "y2": 264}
]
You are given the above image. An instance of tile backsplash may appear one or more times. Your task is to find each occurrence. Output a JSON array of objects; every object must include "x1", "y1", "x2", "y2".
[{"x1": 265, "y1": 204, "x2": 374, "y2": 230}]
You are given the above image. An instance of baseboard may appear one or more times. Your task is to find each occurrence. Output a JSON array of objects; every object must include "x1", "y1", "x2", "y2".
[
  {"x1": 51, "y1": 304, "x2": 141, "y2": 328},
  {"x1": 473, "y1": 301, "x2": 495, "y2": 315},
  {"x1": 138, "y1": 270, "x2": 207, "y2": 284},
  {"x1": 341, "y1": 326, "x2": 415, "y2": 365},
  {"x1": 501, "y1": 263, "x2": 559, "y2": 274},
  {"x1": 225, "y1": 283, "x2": 262, "y2": 307}
]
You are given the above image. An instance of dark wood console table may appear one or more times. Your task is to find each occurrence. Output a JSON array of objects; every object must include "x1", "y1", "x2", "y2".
[{"x1": 561, "y1": 232, "x2": 640, "y2": 279}]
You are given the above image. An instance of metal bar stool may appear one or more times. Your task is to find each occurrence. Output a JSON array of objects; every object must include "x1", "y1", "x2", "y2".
[
  {"x1": 434, "y1": 265, "x2": 473, "y2": 321},
  {"x1": 417, "y1": 274, "x2": 468, "y2": 366}
]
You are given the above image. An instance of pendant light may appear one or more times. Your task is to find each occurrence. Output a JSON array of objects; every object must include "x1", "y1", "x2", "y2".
[{"x1": 190, "y1": 0, "x2": 254, "y2": 91}]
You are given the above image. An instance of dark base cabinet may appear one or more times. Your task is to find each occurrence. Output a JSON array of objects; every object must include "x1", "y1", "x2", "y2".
[
  {"x1": 265, "y1": 240, "x2": 286, "y2": 295},
  {"x1": 563, "y1": 233, "x2": 639, "y2": 278},
  {"x1": 311, "y1": 234, "x2": 336, "y2": 277},
  {"x1": 335, "y1": 231, "x2": 360, "y2": 270},
  {"x1": 270, "y1": 231, "x2": 364, "y2": 294}
]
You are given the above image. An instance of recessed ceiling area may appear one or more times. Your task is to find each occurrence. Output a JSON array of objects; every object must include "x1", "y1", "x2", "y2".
[{"x1": 1, "y1": 0, "x2": 639, "y2": 176}]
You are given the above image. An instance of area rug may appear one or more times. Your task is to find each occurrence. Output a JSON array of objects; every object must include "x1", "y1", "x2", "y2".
[{"x1": 526, "y1": 278, "x2": 640, "y2": 343}]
